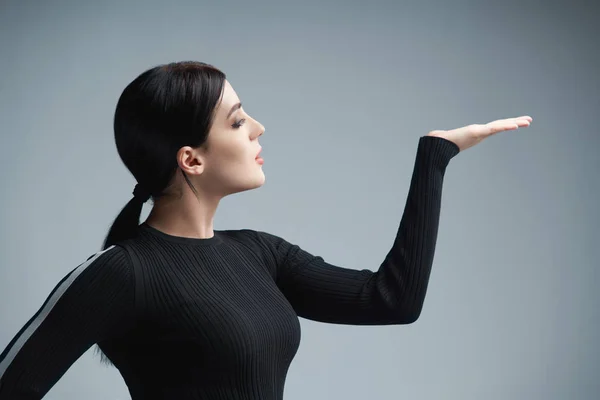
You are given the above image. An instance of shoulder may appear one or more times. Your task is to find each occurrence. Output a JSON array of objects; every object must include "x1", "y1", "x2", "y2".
[
  {"x1": 218, "y1": 229, "x2": 295, "y2": 278},
  {"x1": 22, "y1": 245, "x2": 136, "y2": 332},
  {"x1": 222, "y1": 228, "x2": 289, "y2": 250},
  {"x1": 222, "y1": 228, "x2": 307, "y2": 264},
  {"x1": 62, "y1": 245, "x2": 134, "y2": 293},
  {"x1": 79, "y1": 245, "x2": 131, "y2": 273}
]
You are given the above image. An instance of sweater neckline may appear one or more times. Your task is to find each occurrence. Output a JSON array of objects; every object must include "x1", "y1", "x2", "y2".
[{"x1": 138, "y1": 222, "x2": 223, "y2": 246}]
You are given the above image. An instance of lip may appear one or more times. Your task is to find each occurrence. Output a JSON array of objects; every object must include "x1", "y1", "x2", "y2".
[{"x1": 255, "y1": 147, "x2": 262, "y2": 159}]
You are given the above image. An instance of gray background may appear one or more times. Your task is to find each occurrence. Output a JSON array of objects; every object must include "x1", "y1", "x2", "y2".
[{"x1": 1, "y1": 0, "x2": 598, "y2": 399}]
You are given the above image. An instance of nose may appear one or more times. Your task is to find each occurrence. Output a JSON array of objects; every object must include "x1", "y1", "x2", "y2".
[{"x1": 256, "y1": 120, "x2": 265, "y2": 138}]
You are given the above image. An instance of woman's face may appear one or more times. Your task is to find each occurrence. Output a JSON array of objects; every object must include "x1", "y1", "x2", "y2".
[{"x1": 180, "y1": 79, "x2": 266, "y2": 197}]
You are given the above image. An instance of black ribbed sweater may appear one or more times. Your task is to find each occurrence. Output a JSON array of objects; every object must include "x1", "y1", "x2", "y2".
[{"x1": 0, "y1": 136, "x2": 459, "y2": 399}]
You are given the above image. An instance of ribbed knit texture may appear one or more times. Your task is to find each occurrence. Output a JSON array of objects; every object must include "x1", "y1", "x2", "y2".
[{"x1": 0, "y1": 135, "x2": 459, "y2": 399}]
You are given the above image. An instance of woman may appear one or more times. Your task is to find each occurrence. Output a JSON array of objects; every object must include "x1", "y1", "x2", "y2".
[{"x1": 0, "y1": 61, "x2": 532, "y2": 399}]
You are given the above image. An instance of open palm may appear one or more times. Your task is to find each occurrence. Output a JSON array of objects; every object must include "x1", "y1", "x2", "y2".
[{"x1": 428, "y1": 116, "x2": 533, "y2": 152}]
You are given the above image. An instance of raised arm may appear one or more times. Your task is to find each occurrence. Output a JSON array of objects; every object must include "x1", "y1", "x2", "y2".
[
  {"x1": 249, "y1": 135, "x2": 460, "y2": 325},
  {"x1": 0, "y1": 245, "x2": 136, "y2": 399}
]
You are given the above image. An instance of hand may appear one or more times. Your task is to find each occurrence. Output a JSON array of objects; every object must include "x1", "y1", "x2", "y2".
[{"x1": 427, "y1": 115, "x2": 533, "y2": 152}]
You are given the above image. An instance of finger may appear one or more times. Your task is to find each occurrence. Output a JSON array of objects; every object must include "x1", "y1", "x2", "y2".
[
  {"x1": 490, "y1": 116, "x2": 532, "y2": 126},
  {"x1": 508, "y1": 115, "x2": 532, "y2": 123},
  {"x1": 517, "y1": 115, "x2": 533, "y2": 122},
  {"x1": 484, "y1": 120, "x2": 519, "y2": 135},
  {"x1": 492, "y1": 116, "x2": 532, "y2": 130},
  {"x1": 488, "y1": 119, "x2": 517, "y2": 129},
  {"x1": 453, "y1": 116, "x2": 530, "y2": 137},
  {"x1": 515, "y1": 119, "x2": 531, "y2": 127},
  {"x1": 512, "y1": 117, "x2": 531, "y2": 128}
]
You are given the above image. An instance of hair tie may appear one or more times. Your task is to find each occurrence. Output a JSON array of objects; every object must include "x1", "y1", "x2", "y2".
[{"x1": 132, "y1": 183, "x2": 151, "y2": 203}]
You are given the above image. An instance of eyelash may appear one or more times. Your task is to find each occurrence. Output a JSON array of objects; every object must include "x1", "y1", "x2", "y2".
[{"x1": 232, "y1": 118, "x2": 246, "y2": 129}]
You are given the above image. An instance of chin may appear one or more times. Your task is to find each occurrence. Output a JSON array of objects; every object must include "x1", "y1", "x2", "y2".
[
  {"x1": 252, "y1": 173, "x2": 266, "y2": 189},
  {"x1": 229, "y1": 173, "x2": 265, "y2": 195}
]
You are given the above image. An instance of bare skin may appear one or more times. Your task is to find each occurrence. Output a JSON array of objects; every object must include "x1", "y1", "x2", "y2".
[{"x1": 428, "y1": 116, "x2": 533, "y2": 152}]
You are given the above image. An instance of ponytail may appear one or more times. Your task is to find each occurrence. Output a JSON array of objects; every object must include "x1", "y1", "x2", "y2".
[
  {"x1": 96, "y1": 184, "x2": 149, "y2": 366},
  {"x1": 102, "y1": 184, "x2": 150, "y2": 250}
]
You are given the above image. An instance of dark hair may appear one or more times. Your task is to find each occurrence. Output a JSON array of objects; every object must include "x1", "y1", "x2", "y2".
[{"x1": 94, "y1": 61, "x2": 226, "y2": 366}]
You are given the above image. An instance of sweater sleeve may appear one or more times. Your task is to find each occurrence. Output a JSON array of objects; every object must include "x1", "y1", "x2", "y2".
[
  {"x1": 0, "y1": 245, "x2": 136, "y2": 399},
  {"x1": 255, "y1": 135, "x2": 459, "y2": 325}
]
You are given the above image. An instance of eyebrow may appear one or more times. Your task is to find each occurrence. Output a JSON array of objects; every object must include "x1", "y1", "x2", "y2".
[{"x1": 226, "y1": 102, "x2": 242, "y2": 119}]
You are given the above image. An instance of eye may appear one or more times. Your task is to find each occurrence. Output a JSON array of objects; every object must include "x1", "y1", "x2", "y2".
[{"x1": 232, "y1": 118, "x2": 246, "y2": 129}]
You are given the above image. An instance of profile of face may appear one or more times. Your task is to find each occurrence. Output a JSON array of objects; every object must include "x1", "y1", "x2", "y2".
[{"x1": 178, "y1": 80, "x2": 266, "y2": 198}]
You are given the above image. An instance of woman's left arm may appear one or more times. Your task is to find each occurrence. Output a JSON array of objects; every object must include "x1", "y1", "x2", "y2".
[
  {"x1": 257, "y1": 135, "x2": 458, "y2": 325},
  {"x1": 256, "y1": 116, "x2": 532, "y2": 325}
]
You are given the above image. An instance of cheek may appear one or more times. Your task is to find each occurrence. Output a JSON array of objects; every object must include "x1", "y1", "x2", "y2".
[{"x1": 209, "y1": 140, "x2": 252, "y2": 170}]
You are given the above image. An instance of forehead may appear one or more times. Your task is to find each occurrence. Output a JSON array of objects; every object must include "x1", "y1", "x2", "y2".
[{"x1": 217, "y1": 80, "x2": 240, "y2": 113}]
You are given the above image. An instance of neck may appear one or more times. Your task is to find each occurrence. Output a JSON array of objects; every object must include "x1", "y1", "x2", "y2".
[{"x1": 144, "y1": 189, "x2": 221, "y2": 239}]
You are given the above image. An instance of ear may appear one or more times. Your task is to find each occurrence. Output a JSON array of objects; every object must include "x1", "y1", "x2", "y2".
[{"x1": 176, "y1": 146, "x2": 205, "y2": 176}]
